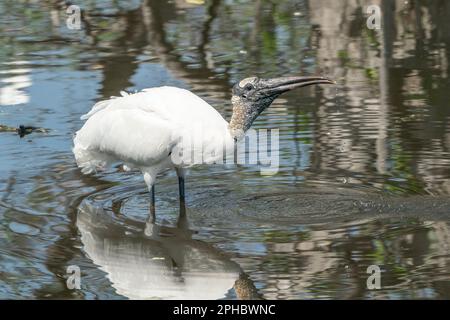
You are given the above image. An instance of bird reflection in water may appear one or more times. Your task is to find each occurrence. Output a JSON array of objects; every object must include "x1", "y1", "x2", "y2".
[{"x1": 77, "y1": 203, "x2": 261, "y2": 300}]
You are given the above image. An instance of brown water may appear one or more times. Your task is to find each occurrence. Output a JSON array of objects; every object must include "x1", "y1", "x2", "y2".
[{"x1": 1, "y1": 0, "x2": 450, "y2": 299}]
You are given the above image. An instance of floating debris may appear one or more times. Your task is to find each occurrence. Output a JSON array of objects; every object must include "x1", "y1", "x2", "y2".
[
  {"x1": 0, "y1": 125, "x2": 17, "y2": 133},
  {"x1": 0, "y1": 124, "x2": 50, "y2": 138}
]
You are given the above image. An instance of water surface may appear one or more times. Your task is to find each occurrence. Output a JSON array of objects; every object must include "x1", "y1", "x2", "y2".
[{"x1": 1, "y1": 0, "x2": 450, "y2": 299}]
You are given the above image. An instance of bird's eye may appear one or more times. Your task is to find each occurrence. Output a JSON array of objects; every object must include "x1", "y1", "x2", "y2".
[{"x1": 245, "y1": 84, "x2": 253, "y2": 91}]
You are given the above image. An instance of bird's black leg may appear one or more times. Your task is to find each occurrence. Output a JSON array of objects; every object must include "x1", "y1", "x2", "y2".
[
  {"x1": 178, "y1": 175, "x2": 186, "y2": 217},
  {"x1": 149, "y1": 185, "x2": 156, "y2": 223}
]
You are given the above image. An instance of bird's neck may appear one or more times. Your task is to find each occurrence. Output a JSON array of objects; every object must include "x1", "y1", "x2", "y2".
[{"x1": 229, "y1": 98, "x2": 252, "y2": 140}]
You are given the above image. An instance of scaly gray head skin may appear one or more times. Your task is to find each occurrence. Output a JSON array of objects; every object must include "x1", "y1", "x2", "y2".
[{"x1": 229, "y1": 76, "x2": 334, "y2": 139}]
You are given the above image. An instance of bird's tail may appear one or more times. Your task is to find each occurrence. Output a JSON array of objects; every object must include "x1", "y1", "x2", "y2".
[{"x1": 73, "y1": 135, "x2": 113, "y2": 174}]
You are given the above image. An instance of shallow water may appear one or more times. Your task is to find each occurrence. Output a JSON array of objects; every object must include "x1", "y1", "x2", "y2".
[{"x1": 1, "y1": 0, "x2": 450, "y2": 299}]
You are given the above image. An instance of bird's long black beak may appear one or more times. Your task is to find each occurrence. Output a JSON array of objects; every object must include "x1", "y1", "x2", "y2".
[{"x1": 260, "y1": 76, "x2": 334, "y2": 96}]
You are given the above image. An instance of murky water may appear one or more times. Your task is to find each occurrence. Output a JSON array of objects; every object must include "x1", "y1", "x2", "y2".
[{"x1": 1, "y1": 0, "x2": 450, "y2": 299}]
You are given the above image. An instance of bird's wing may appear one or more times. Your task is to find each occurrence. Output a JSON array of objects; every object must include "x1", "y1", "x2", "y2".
[
  {"x1": 80, "y1": 91, "x2": 130, "y2": 120},
  {"x1": 74, "y1": 86, "x2": 232, "y2": 172},
  {"x1": 80, "y1": 86, "x2": 227, "y2": 128},
  {"x1": 74, "y1": 107, "x2": 176, "y2": 171}
]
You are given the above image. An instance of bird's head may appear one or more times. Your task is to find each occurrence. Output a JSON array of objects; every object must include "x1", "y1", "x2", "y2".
[{"x1": 229, "y1": 76, "x2": 334, "y2": 138}]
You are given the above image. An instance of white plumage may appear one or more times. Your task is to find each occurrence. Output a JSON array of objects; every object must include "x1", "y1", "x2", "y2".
[{"x1": 73, "y1": 86, "x2": 234, "y2": 191}]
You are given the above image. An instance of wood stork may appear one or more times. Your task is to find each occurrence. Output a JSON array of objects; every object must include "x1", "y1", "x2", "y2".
[{"x1": 73, "y1": 76, "x2": 333, "y2": 218}]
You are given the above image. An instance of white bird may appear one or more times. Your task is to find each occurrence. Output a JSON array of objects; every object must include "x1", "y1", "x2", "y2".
[{"x1": 73, "y1": 76, "x2": 333, "y2": 218}]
